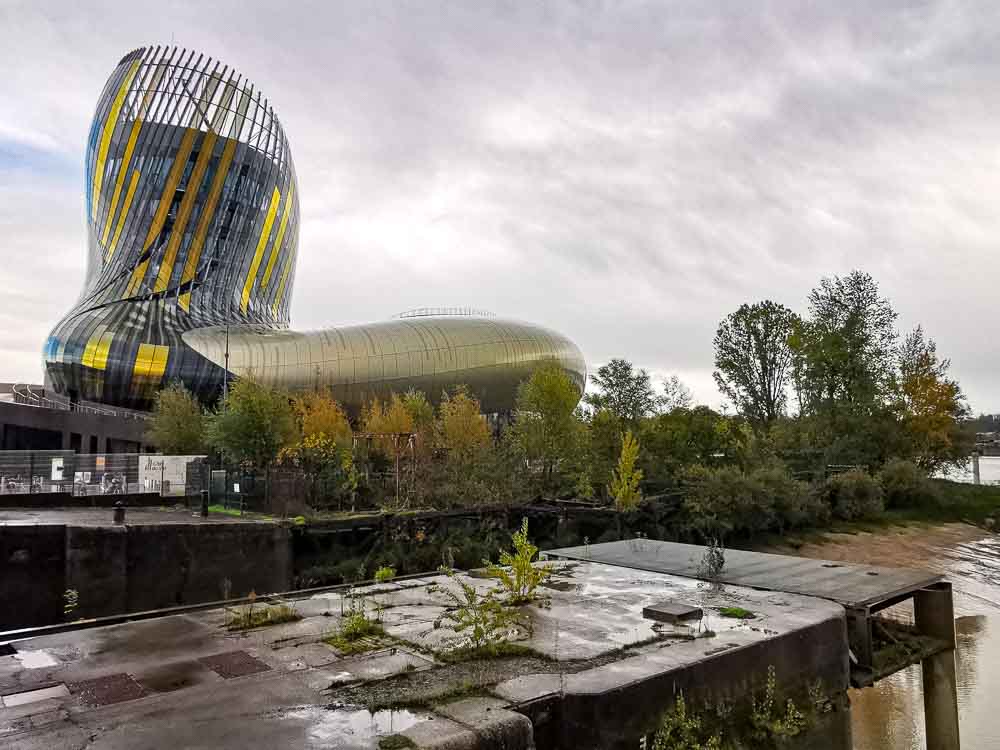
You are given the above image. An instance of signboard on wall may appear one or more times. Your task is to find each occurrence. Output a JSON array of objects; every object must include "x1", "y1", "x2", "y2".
[
  {"x1": 50, "y1": 458, "x2": 64, "y2": 481},
  {"x1": 139, "y1": 456, "x2": 203, "y2": 496}
]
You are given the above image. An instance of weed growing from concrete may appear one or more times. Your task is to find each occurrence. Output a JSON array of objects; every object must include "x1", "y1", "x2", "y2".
[
  {"x1": 698, "y1": 538, "x2": 726, "y2": 585},
  {"x1": 63, "y1": 589, "x2": 79, "y2": 620},
  {"x1": 484, "y1": 518, "x2": 554, "y2": 604},
  {"x1": 432, "y1": 569, "x2": 522, "y2": 654},
  {"x1": 750, "y1": 666, "x2": 807, "y2": 741},
  {"x1": 325, "y1": 591, "x2": 385, "y2": 653},
  {"x1": 375, "y1": 566, "x2": 397, "y2": 584},
  {"x1": 653, "y1": 694, "x2": 722, "y2": 750},
  {"x1": 378, "y1": 736, "x2": 417, "y2": 750},
  {"x1": 718, "y1": 607, "x2": 755, "y2": 620},
  {"x1": 225, "y1": 594, "x2": 301, "y2": 631}
]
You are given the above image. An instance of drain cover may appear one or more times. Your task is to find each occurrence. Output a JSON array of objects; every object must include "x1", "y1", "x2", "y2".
[
  {"x1": 642, "y1": 602, "x2": 703, "y2": 624},
  {"x1": 198, "y1": 651, "x2": 271, "y2": 679},
  {"x1": 69, "y1": 673, "x2": 148, "y2": 707}
]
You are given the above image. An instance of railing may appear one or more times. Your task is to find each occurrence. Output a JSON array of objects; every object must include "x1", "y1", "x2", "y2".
[
  {"x1": 11, "y1": 384, "x2": 148, "y2": 420},
  {"x1": 394, "y1": 307, "x2": 496, "y2": 319}
]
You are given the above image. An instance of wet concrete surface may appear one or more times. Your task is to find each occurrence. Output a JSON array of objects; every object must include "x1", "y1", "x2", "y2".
[{"x1": 0, "y1": 562, "x2": 847, "y2": 749}]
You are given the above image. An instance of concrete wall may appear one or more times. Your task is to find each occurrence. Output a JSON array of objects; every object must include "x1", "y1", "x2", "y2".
[
  {"x1": 554, "y1": 613, "x2": 851, "y2": 750},
  {"x1": 0, "y1": 525, "x2": 66, "y2": 627},
  {"x1": 0, "y1": 491, "x2": 183, "y2": 509},
  {"x1": 0, "y1": 522, "x2": 292, "y2": 630},
  {"x1": 0, "y1": 400, "x2": 151, "y2": 452}
]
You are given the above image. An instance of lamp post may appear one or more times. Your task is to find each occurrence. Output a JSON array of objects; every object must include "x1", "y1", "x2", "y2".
[{"x1": 223, "y1": 323, "x2": 230, "y2": 408}]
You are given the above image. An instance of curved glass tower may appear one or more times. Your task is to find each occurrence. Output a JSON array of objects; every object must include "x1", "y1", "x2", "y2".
[{"x1": 44, "y1": 46, "x2": 585, "y2": 413}]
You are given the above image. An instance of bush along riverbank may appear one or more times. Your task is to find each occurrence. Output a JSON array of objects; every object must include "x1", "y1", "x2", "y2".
[{"x1": 290, "y1": 462, "x2": 1000, "y2": 589}]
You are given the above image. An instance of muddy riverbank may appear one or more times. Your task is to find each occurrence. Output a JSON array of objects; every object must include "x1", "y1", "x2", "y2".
[{"x1": 771, "y1": 522, "x2": 1000, "y2": 749}]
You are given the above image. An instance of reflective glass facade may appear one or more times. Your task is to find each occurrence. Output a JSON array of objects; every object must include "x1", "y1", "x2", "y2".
[{"x1": 44, "y1": 46, "x2": 585, "y2": 412}]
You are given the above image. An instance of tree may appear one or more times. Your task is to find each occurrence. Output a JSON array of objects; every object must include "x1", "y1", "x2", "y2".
[
  {"x1": 438, "y1": 387, "x2": 490, "y2": 458},
  {"x1": 401, "y1": 390, "x2": 435, "y2": 439},
  {"x1": 584, "y1": 359, "x2": 659, "y2": 423},
  {"x1": 146, "y1": 381, "x2": 207, "y2": 454},
  {"x1": 793, "y1": 271, "x2": 898, "y2": 413},
  {"x1": 789, "y1": 272, "x2": 902, "y2": 467},
  {"x1": 363, "y1": 393, "x2": 415, "y2": 450},
  {"x1": 206, "y1": 377, "x2": 298, "y2": 470},
  {"x1": 661, "y1": 375, "x2": 693, "y2": 412},
  {"x1": 713, "y1": 301, "x2": 799, "y2": 426},
  {"x1": 587, "y1": 409, "x2": 623, "y2": 499},
  {"x1": 639, "y1": 406, "x2": 741, "y2": 485},
  {"x1": 610, "y1": 430, "x2": 643, "y2": 512},
  {"x1": 294, "y1": 390, "x2": 352, "y2": 447},
  {"x1": 513, "y1": 361, "x2": 586, "y2": 492},
  {"x1": 897, "y1": 326, "x2": 972, "y2": 472},
  {"x1": 277, "y1": 433, "x2": 357, "y2": 510},
  {"x1": 362, "y1": 392, "x2": 419, "y2": 507}
]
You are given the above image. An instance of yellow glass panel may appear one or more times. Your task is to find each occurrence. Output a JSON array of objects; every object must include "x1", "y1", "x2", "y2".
[
  {"x1": 261, "y1": 185, "x2": 294, "y2": 289},
  {"x1": 94, "y1": 331, "x2": 114, "y2": 371},
  {"x1": 100, "y1": 63, "x2": 165, "y2": 250},
  {"x1": 82, "y1": 334, "x2": 100, "y2": 368},
  {"x1": 133, "y1": 343, "x2": 156, "y2": 378},
  {"x1": 133, "y1": 343, "x2": 168, "y2": 380},
  {"x1": 108, "y1": 170, "x2": 141, "y2": 259},
  {"x1": 180, "y1": 138, "x2": 238, "y2": 297},
  {"x1": 154, "y1": 130, "x2": 218, "y2": 292},
  {"x1": 240, "y1": 186, "x2": 281, "y2": 313},
  {"x1": 150, "y1": 345, "x2": 170, "y2": 378},
  {"x1": 126, "y1": 128, "x2": 198, "y2": 296},
  {"x1": 92, "y1": 59, "x2": 141, "y2": 223}
]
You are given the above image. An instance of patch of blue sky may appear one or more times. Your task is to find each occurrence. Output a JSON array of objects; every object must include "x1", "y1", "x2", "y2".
[{"x1": 0, "y1": 139, "x2": 78, "y2": 180}]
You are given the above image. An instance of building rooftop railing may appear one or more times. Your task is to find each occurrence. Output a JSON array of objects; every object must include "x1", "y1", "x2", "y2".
[
  {"x1": 394, "y1": 307, "x2": 496, "y2": 319},
  {"x1": 11, "y1": 384, "x2": 149, "y2": 421}
]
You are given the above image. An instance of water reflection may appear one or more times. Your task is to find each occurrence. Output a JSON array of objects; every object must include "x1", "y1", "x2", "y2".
[{"x1": 850, "y1": 536, "x2": 1000, "y2": 749}]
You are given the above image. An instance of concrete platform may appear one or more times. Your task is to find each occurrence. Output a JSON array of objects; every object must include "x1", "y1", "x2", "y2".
[
  {"x1": 545, "y1": 539, "x2": 942, "y2": 608},
  {"x1": 0, "y1": 562, "x2": 851, "y2": 749}
]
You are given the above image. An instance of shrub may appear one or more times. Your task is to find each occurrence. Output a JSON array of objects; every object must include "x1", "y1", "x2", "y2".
[
  {"x1": 325, "y1": 593, "x2": 384, "y2": 653},
  {"x1": 485, "y1": 518, "x2": 554, "y2": 604},
  {"x1": 682, "y1": 465, "x2": 772, "y2": 541},
  {"x1": 819, "y1": 470, "x2": 884, "y2": 521},
  {"x1": 225, "y1": 593, "x2": 301, "y2": 631},
  {"x1": 879, "y1": 459, "x2": 941, "y2": 509},
  {"x1": 374, "y1": 565, "x2": 397, "y2": 584},
  {"x1": 754, "y1": 466, "x2": 819, "y2": 532},
  {"x1": 652, "y1": 694, "x2": 722, "y2": 750},
  {"x1": 432, "y1": 569, "x2": 522, "y2": 654}
]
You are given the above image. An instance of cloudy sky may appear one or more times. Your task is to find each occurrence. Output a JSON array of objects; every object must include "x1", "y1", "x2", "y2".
[{"x1": 1, "y1": 0, "x2": 998, "y2": 411}]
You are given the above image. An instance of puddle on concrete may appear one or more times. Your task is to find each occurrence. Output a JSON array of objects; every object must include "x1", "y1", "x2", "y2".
[
  {"x1": 290, "y1": 705, "x2": 429, "y2": 749},
  {"x1": 136, "y1": 661, "x2": 213, "y2": 693},
  {"x1": 14, "y1": 650, "x2": 59, "y2": 669}
]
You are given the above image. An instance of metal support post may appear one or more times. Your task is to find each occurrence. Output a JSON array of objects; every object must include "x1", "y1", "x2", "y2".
[{"x1": 915, "y1": 582, "x2": 960, "y2": 750}]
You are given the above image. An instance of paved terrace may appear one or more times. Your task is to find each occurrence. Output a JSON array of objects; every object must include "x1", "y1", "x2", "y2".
[{"x1": 0, "y1": 561, "x2": 847, "y2": 749}]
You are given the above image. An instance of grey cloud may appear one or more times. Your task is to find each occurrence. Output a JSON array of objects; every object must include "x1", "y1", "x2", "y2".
[{"x1": 1, "y1": 0, "x2": 997, "y2": 411}]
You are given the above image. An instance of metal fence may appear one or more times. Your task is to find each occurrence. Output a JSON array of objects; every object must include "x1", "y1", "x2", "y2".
[{"x1": 0, "y1": 451, "x2": 207, "y2": 497}]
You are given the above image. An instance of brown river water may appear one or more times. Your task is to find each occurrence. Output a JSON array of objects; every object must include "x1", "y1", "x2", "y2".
[{"x1": 776, "y1": 524, "x2": 1000, "y2": 749}]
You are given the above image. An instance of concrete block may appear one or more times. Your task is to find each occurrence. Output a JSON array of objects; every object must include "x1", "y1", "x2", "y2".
[
  {"x1": 402, "y1": 716, "x2": 480, "y2": 749},
  {"x1": 435, "y1": 697, "x2": 535, "y2": 750},
  {"x1": 642, "y1": 601, "x2": 702, "y2": 624}
]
